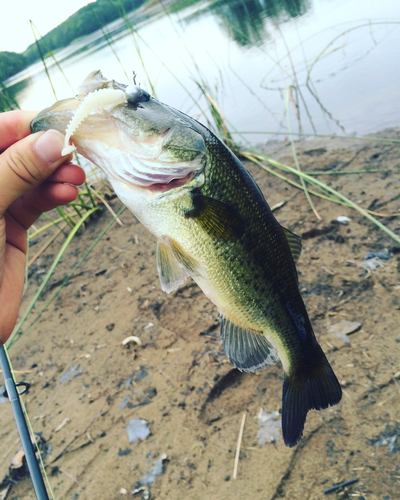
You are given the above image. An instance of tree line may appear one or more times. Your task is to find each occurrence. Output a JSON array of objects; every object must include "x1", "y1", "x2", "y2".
[{"x1": 0, "y1": 0, "x2": 146, "y2": 82}]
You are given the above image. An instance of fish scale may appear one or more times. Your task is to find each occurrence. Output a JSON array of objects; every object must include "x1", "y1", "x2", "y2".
[{"x1": 31, "y1": 70, "x2": 342, "y2": 447}]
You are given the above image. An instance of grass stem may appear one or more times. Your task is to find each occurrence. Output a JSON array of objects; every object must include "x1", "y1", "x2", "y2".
[{"x1": 8, "y1": 208, "x2": 99, "y2": 348}]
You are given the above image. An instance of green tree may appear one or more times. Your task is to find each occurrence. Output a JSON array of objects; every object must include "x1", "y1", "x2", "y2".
[
  {"x1": 5, "y1": 0, "x2": 146, "y2": 78},
  {"x1": 0, "y1": 52, "x2": 28, "y2": 82}
]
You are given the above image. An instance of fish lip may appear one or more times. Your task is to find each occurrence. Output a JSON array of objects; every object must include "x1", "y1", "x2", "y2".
[
  {"x1": 30, "y1": 98, "x2": 80, "y2": 134},
  {"x1": 114, "y1": 170, "x2": 198, "y2": 193},
  {"x1": 144, "y1": 171, "x2": 197, "y2": 192}
]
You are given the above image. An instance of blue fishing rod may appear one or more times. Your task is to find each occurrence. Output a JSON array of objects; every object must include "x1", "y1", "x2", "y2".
[{"x1": 0, "y1": 346, "x2": 50, "y2": 500}]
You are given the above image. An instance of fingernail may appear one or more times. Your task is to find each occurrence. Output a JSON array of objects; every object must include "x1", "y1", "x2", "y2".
[{"x1": 35, "y1": 129, "x2": 65, "y2": 164}]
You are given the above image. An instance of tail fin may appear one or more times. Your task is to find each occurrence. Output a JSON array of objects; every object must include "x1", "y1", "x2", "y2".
[{"x1": 282, "y1": 351, "x2": 342, "y2": 447}]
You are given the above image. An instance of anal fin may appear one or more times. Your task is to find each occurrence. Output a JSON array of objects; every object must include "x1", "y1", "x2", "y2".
[
  {"x1": 220, "y1": 315, "x2": 279, "y2": 373},
  {"x1": 156, "y1": 241, "x2": 189, "y2": 293}
]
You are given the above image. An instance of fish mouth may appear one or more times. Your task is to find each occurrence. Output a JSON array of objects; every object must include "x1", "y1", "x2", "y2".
[
  {"x1": 76, "y1": 132, "x2": 204, "y2": 193},
  {"x1": 31, "y1": 71, "x2": 207, "y2": 194},
  {"x1": 143, "y1": 171, "x2": 196, "y2": 192},
  {"x1": 109, "y1": 168, "x2": 197, "y2": 194}
]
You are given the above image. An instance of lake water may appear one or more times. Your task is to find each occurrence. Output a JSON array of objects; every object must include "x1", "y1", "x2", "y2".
[{"x1": 6, "y1": 0, "x2": 400, "y2": 145}]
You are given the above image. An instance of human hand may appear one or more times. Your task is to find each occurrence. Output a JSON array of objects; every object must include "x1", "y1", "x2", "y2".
[{"x1": 0, "y1": 110, "x2": 86, "y2": 347}]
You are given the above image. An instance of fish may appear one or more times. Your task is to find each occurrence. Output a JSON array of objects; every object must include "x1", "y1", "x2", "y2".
[{"x1": 31, "y1": 70, "x2": 342, "y2": 447}]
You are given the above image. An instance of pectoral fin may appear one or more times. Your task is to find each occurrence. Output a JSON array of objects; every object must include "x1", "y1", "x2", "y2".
[
  {"x1": 220, "y1": 315, "x2": 279, "y2": 372},
  {"x1": 185, "y1": 191, "x2": 245, "y2": 240},
  {"x1": 167, "y1": 237, "x2": 200, "y2": 275},
  {"x1": 156, "y1": 241, "x2": 189, "y2": 293},
  {"x1": 282, "y1": 226, "x2": 302, "y2": 264}
]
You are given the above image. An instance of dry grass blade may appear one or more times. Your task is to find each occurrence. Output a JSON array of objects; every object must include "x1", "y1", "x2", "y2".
[
  {"x1": 205, "y1": 93, "x2": 230, "y2": 140},
  {"x1": 244, "y1": 151, "x2": 400, "y2": 244},
  {"x1": 197, "y1": 85, "x2": 235, "y2": 149},
  {"x1": 29, "y1": 20, "x2": 57, "y2": 100},
  {"x1": 233, "y1": 413, "x2": 246, "y2": 480},
  {"x1": 8, "y1": 207, "x2": 99, "y2": 348},
  {"x1": 52, "y1": 405, "x2": 105, "y2": 463},
  {"x1": 28, "y1": 224, "x2": 67, "y2": 267},
  {"x1": 285, "y1": 87, "x2": 321, "y2": 220},
  {"x1": 88, "y1": 185, "x2": 123, "y2": 226},
  {"x1": 115, "y1": 0, "x2": 156, "y2": 96},
  {"x1": 90, "y1": 4, "x2": 129, "y2": 81},
  {"x1": 29, "y1": 20, "x2": 74, "y2": 93}
]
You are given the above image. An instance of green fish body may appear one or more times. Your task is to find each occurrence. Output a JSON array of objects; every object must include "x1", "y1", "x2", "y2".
[{"x1": 31, "y1": 71, "x2": 342, "y2": 446}]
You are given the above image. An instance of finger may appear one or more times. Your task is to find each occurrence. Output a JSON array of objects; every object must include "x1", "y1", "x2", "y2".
[
  {"x1": 0, "y1": 129, "x2": 72, "y2": 217},
  {"x1": 6, "y1": 182, "x2": 81, "y2": 252},
  {"x1": 38, "y1": 181, "x2": 80, "y2": 207},
  {"x1": 0, "y1": 243, "x2": 26, "y2": 346},
  {"x1": 0, "y1": 110, "x2": 38, "y2": 151},
  {"x1": 47, "y1": 163, "x2": 86, "y2": 185},
  {"x1": 6, "y1": 164, "x2": 85, "y2": 231},
  {"x1": 20, "y1": 181, "x2": 80, "y2": 219}
]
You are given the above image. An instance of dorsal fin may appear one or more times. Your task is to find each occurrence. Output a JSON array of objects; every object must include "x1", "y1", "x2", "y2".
[
  {"x1": 156, "y1": 241, "x2": 189, "y2": 293},
  {"x1": 219, "y1": 315, "x2": 279, "y2": 372},
  {"x1": 282, "y1": 226, "x2": 302, "y2": 264}
]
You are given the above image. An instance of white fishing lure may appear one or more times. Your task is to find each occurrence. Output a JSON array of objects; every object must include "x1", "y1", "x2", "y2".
[{"x1": 62, "y1": 88, "x2": 127, "y2": 156}]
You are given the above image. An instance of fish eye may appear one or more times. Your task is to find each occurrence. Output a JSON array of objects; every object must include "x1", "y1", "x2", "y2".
[{"x1": 125, "y1": 85, "x2": 150, "y2": 106}]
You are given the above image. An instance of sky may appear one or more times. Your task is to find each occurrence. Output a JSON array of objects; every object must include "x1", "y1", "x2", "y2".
[{"x1": 0, "y1": 0, "x2": 93, "y2": 53}]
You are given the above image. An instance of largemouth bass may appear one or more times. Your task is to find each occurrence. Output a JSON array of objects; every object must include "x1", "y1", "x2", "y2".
[{"x1": 31, "y1": 71, "x2": 342, "y2": 447}]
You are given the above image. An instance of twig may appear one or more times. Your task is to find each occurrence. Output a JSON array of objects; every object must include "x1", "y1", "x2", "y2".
[
  {"x1": 59, "y1": 468, "x2": 79, "y2": 484},
  {"x1": 28, "y1": 225, "x2": 66, "y2": 267},
  {"x1": 88, "y1": 185, "x2": 123, "y2": 226},
  {"x1": 233, "y1": 413, "x2": 246, "y2": 480},
  {"x1": 0, "y1": 369, "x2": 33, "y2": 374},
  {"x1": 52, "y1": 407, "x2": 103, "y2": 463},
  {"x1": 54, "y1": 417, "x2": 70, "y2": 433},
  {"x1": 0, "y1": 484, "x2": 11, "y2": 500},
  {"x1": 306, "y1": 169, "x2": 380, "y2": 176},
  {"x1": 324, "y1": 478, "x2": 359, "y2": 494}
]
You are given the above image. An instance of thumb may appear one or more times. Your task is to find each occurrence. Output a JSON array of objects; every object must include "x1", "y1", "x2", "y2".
[{"x1": 0, "y1": 129, "x2": 71, "y2": 217}]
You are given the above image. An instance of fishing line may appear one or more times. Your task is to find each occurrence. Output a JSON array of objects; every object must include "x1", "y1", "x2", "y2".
[
  {"x1": 0, "y1": 346, "x2": 52, "y2": 500},
  {"x1": 2, "y1": 207, "x2": 126, "y2": 498},
  {"x1": 19, "y1": 388, "x2": 55, "y2": 499},
  {"x1": 5, "y1": 342, "x2": 55, "y2": 499}
]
